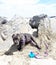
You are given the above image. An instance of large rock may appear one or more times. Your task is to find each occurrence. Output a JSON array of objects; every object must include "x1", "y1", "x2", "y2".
[{"x1": 29, "y1": 14, "x2": 47, "y2": 29}]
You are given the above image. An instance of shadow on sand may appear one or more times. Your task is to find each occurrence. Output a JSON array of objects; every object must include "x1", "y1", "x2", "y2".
[
  {"x1": 32, "y1": 31, "x2": 38, "y2": 37},
  {"x1": 4, "y1": 44, "x2": 18, "y2": 55}
]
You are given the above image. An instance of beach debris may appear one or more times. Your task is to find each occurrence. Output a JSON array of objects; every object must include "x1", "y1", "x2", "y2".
[
  {"x1": 28, "y1": 52, "x2": 36, "y2": 58},
  {"x1": 28, "y1": 52, "x2": 42, "y2": 59},
  {"x1": 29, "y1": 51, "x2": 48, "y2": 59},
  {"x1": 44, "y1": 51, "x2": 48, "y2": 57}
]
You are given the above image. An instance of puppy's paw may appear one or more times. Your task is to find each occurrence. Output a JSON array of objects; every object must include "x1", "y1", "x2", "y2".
[{"x1": 17, "y1": 47, "x2": 22, "y2": 51}]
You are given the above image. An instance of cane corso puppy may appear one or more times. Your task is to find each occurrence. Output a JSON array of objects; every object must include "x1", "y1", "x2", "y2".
[{"x1": 12, "y1": 33, "x2": 41, "y2": 51}]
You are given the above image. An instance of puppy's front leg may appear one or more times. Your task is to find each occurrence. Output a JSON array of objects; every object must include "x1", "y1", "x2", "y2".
[{"x1": 17, "y1": 39, "x2": 25, "y2": 51}]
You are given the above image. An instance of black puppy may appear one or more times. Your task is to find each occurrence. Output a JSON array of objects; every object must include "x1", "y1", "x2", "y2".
[{"x1": 12, "y1": 33, "x2": 41, "y2": 51}]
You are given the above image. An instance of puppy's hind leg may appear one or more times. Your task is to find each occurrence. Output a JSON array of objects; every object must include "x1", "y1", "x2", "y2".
[{"x1": 30, "y1": 40, "x2": 41, "y2": 50}]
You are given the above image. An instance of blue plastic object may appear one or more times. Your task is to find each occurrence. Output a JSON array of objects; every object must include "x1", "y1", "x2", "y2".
[{"x1": 29, "y1": 52, "x2": 36, "y2": 58}]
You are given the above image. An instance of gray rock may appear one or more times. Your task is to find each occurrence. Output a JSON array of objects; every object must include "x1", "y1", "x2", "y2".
[{"x1": 0, "y1": 17, "x2": 8, "y2": 24}]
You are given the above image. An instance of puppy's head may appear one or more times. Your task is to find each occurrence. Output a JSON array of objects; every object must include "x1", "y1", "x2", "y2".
[{"x1": 12, "y1": 34, "x2": 20, "y2": 45}]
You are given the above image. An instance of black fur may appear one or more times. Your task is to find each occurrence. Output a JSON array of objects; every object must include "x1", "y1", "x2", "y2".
[{"x1": 12, "y1": 33, "x2": 41, "y2": 51}]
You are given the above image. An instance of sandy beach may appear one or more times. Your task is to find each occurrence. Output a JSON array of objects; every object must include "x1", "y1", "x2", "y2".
[{"x1": 0, "y1": 16, "x2": 56, "y2": 65}]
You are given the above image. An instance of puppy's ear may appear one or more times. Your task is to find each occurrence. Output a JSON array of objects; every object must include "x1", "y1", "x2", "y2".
[{"x1": 12, "y1": 34, "x2": 15, "y2": 38}]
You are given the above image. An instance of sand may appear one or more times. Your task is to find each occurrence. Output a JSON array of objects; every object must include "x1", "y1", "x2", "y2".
[{"x1": 0, "y1": 16, "x2": 56, "y2": 65}]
